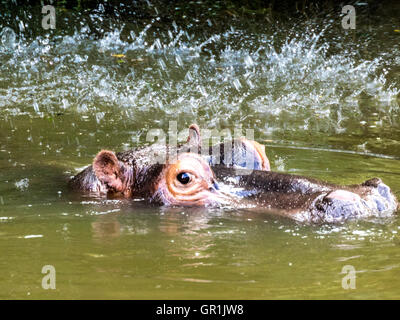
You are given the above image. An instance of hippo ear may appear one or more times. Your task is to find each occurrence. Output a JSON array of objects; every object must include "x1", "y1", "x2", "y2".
[
  {"x1": 93, "y1": 150, "x2": 125, "y2": 192},
  {"x1": 249, "y1": 141, "x2": 270, "y2": 171},
  {"x1": 187, "y1": 124, "x2": 201, "y2": 145},
  {"x1": 238, "y1": 138, "x2": 270, "y2": 171}
]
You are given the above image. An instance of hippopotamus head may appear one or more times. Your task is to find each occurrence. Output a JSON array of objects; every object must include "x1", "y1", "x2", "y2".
[
  {"x1": 91, "y1": 151, "x2": 228, "y2": 206},
  {"x1": 69, "y1": 124, "x2": 270, "y2": 203}
]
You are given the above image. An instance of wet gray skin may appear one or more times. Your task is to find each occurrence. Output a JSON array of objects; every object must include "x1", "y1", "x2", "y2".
[
  {"x1": 70, "y1": 126, "x2": 398, "y2": 224},
  {"x1": 70, "y1": 150, "x2": 398, "y2": 224},
  {"x1": 212, "y1": 166, "x2": 398, "y2": 224}
]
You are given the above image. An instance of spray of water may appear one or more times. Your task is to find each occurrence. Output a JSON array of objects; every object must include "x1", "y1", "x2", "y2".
[{"x1": 0, "y1": 11, "x2": 399, "y2": 154}]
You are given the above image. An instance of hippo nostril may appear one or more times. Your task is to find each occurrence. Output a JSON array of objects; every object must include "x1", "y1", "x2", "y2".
[
  {"x1": 315, "y1": 197, "x2": 328, "y2": 211},
  {"x1": 362, "y1": 178, "x2": 382, "y2": 188}
]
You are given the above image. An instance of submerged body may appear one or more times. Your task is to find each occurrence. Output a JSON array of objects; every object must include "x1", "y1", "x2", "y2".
[{"x1": 70, "y1": 125, "x2": 398, "y2": 223}]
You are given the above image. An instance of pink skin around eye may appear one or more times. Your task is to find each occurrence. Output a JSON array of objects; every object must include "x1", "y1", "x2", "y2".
[{"x1": 156, "y1": 153, "x2": 227, "y2": 206}]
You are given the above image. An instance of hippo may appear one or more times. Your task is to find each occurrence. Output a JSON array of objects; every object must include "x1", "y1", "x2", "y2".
[
  {"x1": 69, "y1": 125, "x2": 398, "y2": 223},
  {"x1": 69, "y1": 124, "x2": 270, "y2": 196}
]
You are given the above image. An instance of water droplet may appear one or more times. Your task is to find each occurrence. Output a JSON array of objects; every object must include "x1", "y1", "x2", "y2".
[
  {"x1": 0, "y1": 27, "x2": 16, "y2": 49},
  {"x1": 15, "y1": 178, "x2": 29, "y2": 191}
]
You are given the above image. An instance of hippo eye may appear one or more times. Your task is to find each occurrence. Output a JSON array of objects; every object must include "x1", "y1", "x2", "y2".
[{"x1": 177, "y1": 172, "x2": 191, "y2": 185}]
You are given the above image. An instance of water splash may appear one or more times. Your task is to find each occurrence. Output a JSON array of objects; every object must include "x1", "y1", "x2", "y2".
[
  {"x1": 0, "y1": 14, "x2": 399, "y2": 154},
  {"x1": 15, "y1": 178, "x2": 29, "y2": 191}
]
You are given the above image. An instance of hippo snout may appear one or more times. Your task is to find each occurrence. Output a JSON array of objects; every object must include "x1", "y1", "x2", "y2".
[
  {"x1": 309, "y1": 179, "x2": 398, "y2": 223},
  {"x1": 361, "y1": 178, "x2": 398, "y2": 211},
  {"x1": 312, "y1": 191, "x2": 367, "y2": 222}
]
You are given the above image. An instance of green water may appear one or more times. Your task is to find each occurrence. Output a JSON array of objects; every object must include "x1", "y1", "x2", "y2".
[{"x1": 1, "y1": 2, "x2": 400, "y2": 299}]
